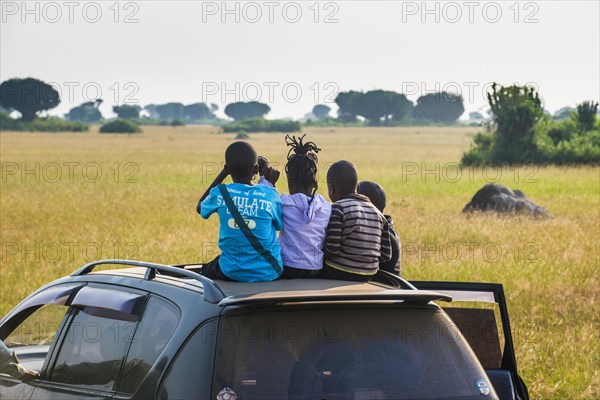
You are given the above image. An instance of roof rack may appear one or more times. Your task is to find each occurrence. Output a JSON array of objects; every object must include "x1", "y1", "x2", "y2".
[{"x1": 71, "y1": 259, "x2": 226, "y2": 304}]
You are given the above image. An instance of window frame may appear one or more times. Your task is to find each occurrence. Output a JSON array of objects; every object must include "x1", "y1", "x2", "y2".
[
  {"x1": 0, "y1": 283, "x2": 85, "y2": 382},
  {"x1": 156, "y1": 318, "x2": 218, "y2": 400},
  {"x1": 37, "y1": 283, "x2": 149, "y2": 394},
  {"x1": 115, "y1": 294, "x2": 182, "y2": 396}
]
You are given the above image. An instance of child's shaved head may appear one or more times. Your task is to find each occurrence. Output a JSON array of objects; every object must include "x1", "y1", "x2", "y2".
[
  {"x1": 225, "y1": 141, "x2": 258, "y2": 183},
  {"x1": 327, "y1": 160, "x2": 358, "y2": 201},
  {"x1": 357, "y1": 181, "x2": 386, "y2": 212}
]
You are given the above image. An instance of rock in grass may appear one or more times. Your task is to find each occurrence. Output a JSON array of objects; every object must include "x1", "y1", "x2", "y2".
[{"x1": 463, "y1": 183, "x2": 551, "y2": 218}]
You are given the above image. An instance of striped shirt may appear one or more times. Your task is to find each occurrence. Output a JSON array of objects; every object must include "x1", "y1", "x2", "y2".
[{"x1": 324, "y1": 193, "x2": 392, "y2": 275}]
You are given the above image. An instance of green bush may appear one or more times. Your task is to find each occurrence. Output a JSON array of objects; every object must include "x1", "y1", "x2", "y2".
[
  {"x1": 0, "y1": 112, "x2": 24, "y2": 131},
  {"x1": 461, "y1": 132, "x2": 493, "y2": 166},
  {"x1": 29, "y1": 117, "x2": 88, "y2": 132},
  {"x1": 0, "y1": 113, "x2": 88, "y2": 132},
  {"x1": 540, "y1": 130, "x2": 600, "y2": 165},
  {"x1": 535, "y1": 118, "x2": 576, "y2": 145},
  {"x1": 235, "y1": 131, "x2": 250, "y2": 139},
  {"x1": 463, "y1": 121, "x2": 599, "y2": 166},
  {"x1": 222, "y1": 117, "x2": 301, "y2": 133},
  {"x1": 99, "y1": 119, "x2": 141, "y2": 134},
  {"x1": 168, "y1": 119, "x2": 185, "y2": 127}
]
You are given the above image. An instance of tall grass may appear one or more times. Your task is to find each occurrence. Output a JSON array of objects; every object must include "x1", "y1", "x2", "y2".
[{"x1": 0, "y1": 125, "x2": 598, "y2": 398}]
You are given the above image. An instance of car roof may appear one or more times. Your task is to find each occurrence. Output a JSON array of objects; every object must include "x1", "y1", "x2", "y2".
[{"x1": 74, "y1": 260, "x2": 452, "y2": 306}]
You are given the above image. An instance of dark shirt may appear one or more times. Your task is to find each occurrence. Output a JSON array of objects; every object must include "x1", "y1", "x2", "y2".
[{"x1": 379, "y1": 215, "x2": 401, "y2": 276}]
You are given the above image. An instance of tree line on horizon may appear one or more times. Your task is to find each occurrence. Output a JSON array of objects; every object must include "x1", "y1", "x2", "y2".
[
  {"x1": 1, "y1": 77, "x2": 598, "y2": 166},
  {"x1": 0, "y1": 77, "x2": 472, "y2": 127}
]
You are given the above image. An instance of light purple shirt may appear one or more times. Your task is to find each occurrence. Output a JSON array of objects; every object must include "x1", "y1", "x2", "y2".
[{"x1": 259, "y1": 178, "x2": 332, "y2": 270}]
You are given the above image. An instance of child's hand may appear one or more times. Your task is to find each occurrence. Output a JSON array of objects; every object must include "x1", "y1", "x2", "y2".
[
  {"x1": 264, "y1": 165, "x2": 280, "y2": 185},
  {"x1": 258, "y1": 156, "x2": 270, "y2": 177}
]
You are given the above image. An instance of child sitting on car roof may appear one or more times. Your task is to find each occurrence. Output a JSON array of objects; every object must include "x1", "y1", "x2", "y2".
[
  {"x1": 196, "y1": 141, "x2": 283, "y2": 282},
  {"x1": 321, "y1": 161, "x2": 392, "y2": 282},
  {"x1": 357, "y1": 181, "x2": 401, "y2": 276},
  {"x1": 259, "y1": 135, "x2": 332, "y2": 279}
]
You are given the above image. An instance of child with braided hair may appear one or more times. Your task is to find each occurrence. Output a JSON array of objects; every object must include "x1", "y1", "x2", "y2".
[{"x1": 259, "y1": 134, "x2": 331, "y2": 279}]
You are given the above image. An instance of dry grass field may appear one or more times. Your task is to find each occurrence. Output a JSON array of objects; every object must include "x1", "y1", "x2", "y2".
[{"x1": 1, "y1": 125, "x2": 598, "y2": 398}]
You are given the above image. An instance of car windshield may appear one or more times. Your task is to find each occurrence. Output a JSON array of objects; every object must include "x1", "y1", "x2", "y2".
[{"x1": 213, "y1": 307, "x2": 495, "y2": 400}]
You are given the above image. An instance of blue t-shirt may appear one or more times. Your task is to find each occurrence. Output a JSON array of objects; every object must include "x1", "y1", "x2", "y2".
[{"x1": 200, "y1": 183, "x2": 283, "y2": 282}]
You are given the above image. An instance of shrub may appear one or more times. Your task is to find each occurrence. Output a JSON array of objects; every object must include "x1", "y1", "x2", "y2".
[
  {"x1": 540, "y1": 130, "x2": 600, "y2": 165},
  {"x1": 535, "y1": 118, "x2": 576, "y2": 145},
  {"x1": 169, "y1": 119, "x2": 185, "y2": 127},
  {"x1": 100, "y1": 119, "x2": 141, "y2": 134},
  {"x1": 0, "y1": 112, "x2": 24, "y2": 131},
  {"x1": 461, "y1": 132, "x2": 493, "y2": 166},
  {"x1": 0, "y1": 113, "x2": 88, "y2": 132},
  {"x1": 235, "y1": 131, "x2": 250, "y2": 139},
  {"x1": 29, "y1": 117, "x2": 88, "y2": 132},
  {"x1": 222, "y1": 118, "x2": 301, "y2": 133}
]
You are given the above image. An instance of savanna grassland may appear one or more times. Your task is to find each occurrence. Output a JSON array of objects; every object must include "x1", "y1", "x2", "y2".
[{"x1": 1, "y1": 125, "x2": 598, "y2": 398}]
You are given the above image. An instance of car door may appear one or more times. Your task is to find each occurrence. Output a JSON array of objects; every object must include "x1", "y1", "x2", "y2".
[
  {"x1": 411, "y1": 281, "x2": 529, "y2": 400},
  {"x1": 29, "y1": 284, "x2": 147, "y2": 400},
  {"x1": 0, "y1": 283, "x2": 84, "y2": 400}
]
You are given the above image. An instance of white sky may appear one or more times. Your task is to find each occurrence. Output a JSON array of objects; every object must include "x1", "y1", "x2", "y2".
[{"x1": 1, "y1": 0, "x2": 599, "y2": 119}]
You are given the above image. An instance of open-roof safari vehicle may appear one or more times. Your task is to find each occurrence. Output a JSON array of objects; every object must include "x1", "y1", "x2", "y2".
[{"x1": 1, "y1": 259, "x2": 528, "y2": 400}]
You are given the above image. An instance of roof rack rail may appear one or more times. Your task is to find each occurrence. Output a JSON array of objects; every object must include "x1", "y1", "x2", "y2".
[{"x1": 71, "y1": 259, "x2": 226, "y2": 304}]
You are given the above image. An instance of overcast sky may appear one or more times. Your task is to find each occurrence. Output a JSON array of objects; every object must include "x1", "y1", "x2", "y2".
[{"x1": 1, "y1": 0, "x2": 599, "y2": 119}]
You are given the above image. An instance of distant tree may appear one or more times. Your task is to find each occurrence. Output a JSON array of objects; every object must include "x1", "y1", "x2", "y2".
[
  {"x1": 487, "y1": 83, "x2": 543, "y2": 164},
  {"x1": 413, "y1": 92, "x2": 465, "y2": 124},
  {"x1": 388, "y1": 92, "x2": 413, "y2": 122},
  {"x1": 553, "y1": 106, "x2": 575, "y2": 121},
  {"x1": 312, "y1": 104, "x2": 331, "y2": 120},
  {"x1": 224, "y1": 101, "x2": 270, "y2": 120},
  {"x1": 334, "y1": 91, "x2": 360, "y2": 122},
  {"x1": 66, "y1": 99, "x2": 103, "y2": 123},
  {"x1": 335, "y1": 90, "x2": 412, "y2": 124},
  {"x1": 352, "y1": 90, "x2": 393, "y2": 124},
  {"x1": 469, "y1": 111, "x2": 484, "y2": 120},
  {"x1": 113, "y1": 104, "x2": 141, "y2": 119},
  {"x1": 184, "y1": 103, "x2": 215, "y2": 121},
  {"x1": 0, "y1": 78, "x2": 60, "y2": 121},
  {"x1": 144, "y1": 104, "x2": 159, "y2": 118},
  {"x1": 156, "y1": 103, "x2": 185, "y2": 120},
  {"x1": 574, "y1": 101, "x2": 598, "y2": 132}
]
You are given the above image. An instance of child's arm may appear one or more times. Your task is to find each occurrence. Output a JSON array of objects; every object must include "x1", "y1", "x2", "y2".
[
  {"x1": 324, "y1": 204, "x2": 344, "y2": 257},
  {"x1": 196, "y1": 166, "x2": 229, "y2": 214},
  {"x1": 263, "y1": 165, "x2": 280, "y2": 186},
  {"x1": 379, "y1": 217, "x2": 392, "y2": 263},
  {"x1": 257, "y1": 165, "x2": 281, "y2": 189}
]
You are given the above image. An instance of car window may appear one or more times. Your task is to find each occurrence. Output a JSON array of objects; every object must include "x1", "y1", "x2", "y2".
[
  {"x1": 4, "y1": 304, "x2": 68, "y2": 348},
  {"x1": 1, "y1": 304, "x2": 69, "y2": 374},
  {"x1": 49, "y1": 306, "x2": 138, "y2": 391},
  {"x1": 158, "y1": 320, "x2": 217, "y2": 400},
  {"x1": 213, "y1": 308, "x2": 495, "y2": 400},
  {"x1": 118, "y1": 296, "x2": 180, "y2": 394}
]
